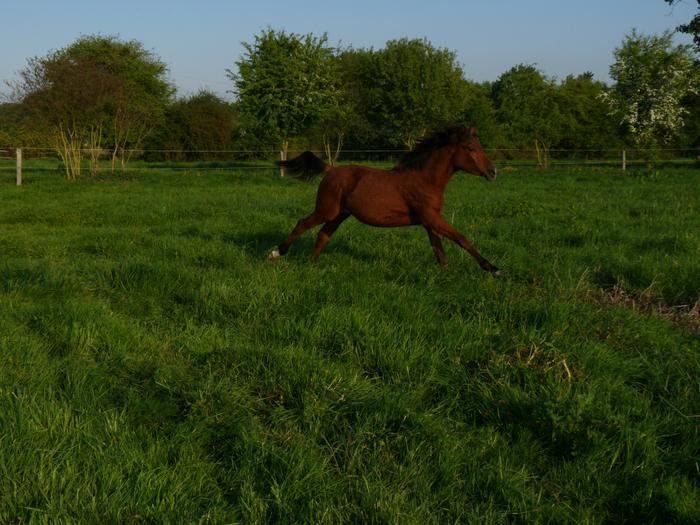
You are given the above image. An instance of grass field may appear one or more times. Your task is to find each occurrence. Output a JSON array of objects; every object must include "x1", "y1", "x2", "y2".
[{"x1": 1, "y1": 164, "x2": 699, "y2": 523}]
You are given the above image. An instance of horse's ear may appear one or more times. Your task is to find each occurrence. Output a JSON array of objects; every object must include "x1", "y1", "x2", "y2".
[{"x1": 468, "y1": 127, "x2": 477, "y2": 138}]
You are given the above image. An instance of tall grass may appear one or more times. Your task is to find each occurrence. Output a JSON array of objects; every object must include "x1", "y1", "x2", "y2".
[{"x1": 0, "y1": 166, "x2": 698, "y2": 523}]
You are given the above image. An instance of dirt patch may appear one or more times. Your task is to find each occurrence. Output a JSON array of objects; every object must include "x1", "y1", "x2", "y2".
[{"x1": 590, "y1": 284, "x2": 700, "y2": 333}]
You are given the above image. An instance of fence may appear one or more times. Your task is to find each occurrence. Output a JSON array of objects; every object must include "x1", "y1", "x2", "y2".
[{"x1": 1, "y1": 146, "x2": 699, "y2": 185}]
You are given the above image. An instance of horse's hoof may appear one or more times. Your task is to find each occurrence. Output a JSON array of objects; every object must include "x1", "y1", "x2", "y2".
[
  {"x1": 267, "y1": 248, "x2": 281, "y2": 261},
  {"x1": 491, "y1": 269, "x2": 504, "y2": 278}
]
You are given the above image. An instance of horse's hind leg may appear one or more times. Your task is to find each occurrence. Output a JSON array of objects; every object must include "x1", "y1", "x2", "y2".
[
  {"x1": 310, "y1": 212, "x2": 350, "y2": 260},
  {"x1": 269, "y1": 212, "x2": 326, "y2": 259},
  {"x1": 269, "y1": 179, "x2": 342, "y2": 260}
]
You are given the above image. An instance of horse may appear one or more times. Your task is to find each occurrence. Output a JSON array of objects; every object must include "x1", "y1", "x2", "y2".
[{"x1": 268, "y1": 125, "x2": 502, "y2": 276}]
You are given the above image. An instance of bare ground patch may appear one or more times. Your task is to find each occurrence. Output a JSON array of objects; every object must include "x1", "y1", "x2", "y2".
[{"x1": 588, "y1": 283, "x2": 700, "y2": 333}]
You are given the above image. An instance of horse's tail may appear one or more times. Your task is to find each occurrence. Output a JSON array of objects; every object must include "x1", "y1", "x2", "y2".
[{"x1": 276, "y1": 151, "x2": 330, "y2": 181}]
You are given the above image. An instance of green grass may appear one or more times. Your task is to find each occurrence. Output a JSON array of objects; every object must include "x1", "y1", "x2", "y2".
[{"x1": 1, "y1": 166, "x2": 699, "y2": 523}]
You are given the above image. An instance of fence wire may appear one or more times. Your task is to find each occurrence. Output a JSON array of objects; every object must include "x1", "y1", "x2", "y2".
[{"x1": 1, "y1": 146, "x2": 699, "y2": 173}]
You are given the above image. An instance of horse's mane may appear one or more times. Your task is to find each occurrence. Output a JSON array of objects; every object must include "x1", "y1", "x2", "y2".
[{"x1": 395, "y1": 125, "x2": 470, "y2": 171}]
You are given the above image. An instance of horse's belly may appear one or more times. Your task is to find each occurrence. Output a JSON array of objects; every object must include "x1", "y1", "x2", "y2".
[
  {"x1": 347, "y1": 199, "x2": 417, "y2": 227},
  {"x1": 353, "y1": 211, "x2": 416, "y2": 227},
  {"x1": 342, "y1": 174, "x2": 418, "y2": 227}
]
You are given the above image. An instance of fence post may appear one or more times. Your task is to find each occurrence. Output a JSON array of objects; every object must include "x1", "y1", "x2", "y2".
[
  {"x1": 16, "y1": 148, "x2": 22, "y2": 186},
  {"x1": 279, "y1": 150, "x2": 285, "y2": 178},
  {"x1": 622, "y1": 149, "x2": 626, "y2": 171}
]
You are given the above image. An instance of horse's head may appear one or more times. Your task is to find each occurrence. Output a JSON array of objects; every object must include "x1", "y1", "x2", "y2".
[{"x1": 453, "y1": 127, "x2": 497, "y2": 181}]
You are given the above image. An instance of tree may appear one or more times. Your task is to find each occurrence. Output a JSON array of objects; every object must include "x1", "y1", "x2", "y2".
[
  {"x1": 557, "y1": 72, "x2": 621, "y2": 151},
  {"x1": 461, "y1": 81, "x2": 502, "y2": 148},
  {"x1": 13, "y1": 35, "x2": 173, "y2": 178},
  {"x1": 491, "y1": 64, "x2": 563, "y2": 167},
  {"x1": 0, "y1": 102, "x2": 34, "y2": 148},
  {"x1": 363, "y1": 38, "x2": 469, "y2": 148},
  {"x1": 77, "y1": 37, "x2": 174, "y2": 172},
  {"x1": 675, "y1": 86, "x2": 700, "y2": 148},
  {"x1": 664, "y1": 0, "x2": 700, "y2": 54},
  {"x1": 147, "y1": 91, "x2": 236, "y2": 161},
  {"x1": 229, "y1": 29, "x2": 336, "y2": 163},
  {"x1": 308, "y1": 48, "x2": 374, "y2": 164},
  {"x1": 311, "y1": 84, "x2": 351, "y2": 165},
  {"x1": 16, "y1": 51, "x2": 121, "y2": 179},
  {"x1": 318, "y1": 48, "x2": 379, "y2": 154},
  {"x1": 602, "y1": 30, "x2": 698, "y2": 147}
]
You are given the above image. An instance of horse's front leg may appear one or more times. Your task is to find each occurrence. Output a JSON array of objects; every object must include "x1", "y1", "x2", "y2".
[
  {"x1": 421, "y1": 211, "x2": 501, "y2": 276},
  {"x1": 424, "y1": 227, "x2": 448, "y2": 267}
]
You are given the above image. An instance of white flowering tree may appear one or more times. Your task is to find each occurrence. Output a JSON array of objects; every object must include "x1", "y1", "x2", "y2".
[{"x1": 602, "y1": 30, "x2": 698, "y2": 147}]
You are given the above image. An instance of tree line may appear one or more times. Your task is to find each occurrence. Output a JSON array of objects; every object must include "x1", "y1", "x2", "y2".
[{"x1": 1, "y1": 25, "x2": 698, "y2": 178}]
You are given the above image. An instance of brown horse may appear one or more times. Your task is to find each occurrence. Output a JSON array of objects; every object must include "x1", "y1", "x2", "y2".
[{"x1": 269, "y1": 125, "x2": 502, "y2": 276}]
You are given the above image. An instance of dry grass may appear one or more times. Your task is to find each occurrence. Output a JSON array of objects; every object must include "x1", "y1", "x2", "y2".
[{"x1": 592, "y1": 283, "x2": 700, "y2": 333}]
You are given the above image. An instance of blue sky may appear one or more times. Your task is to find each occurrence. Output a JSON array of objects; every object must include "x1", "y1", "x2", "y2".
[{"x1": 0, "y1": 0, "x2": 696, "y2": 100}]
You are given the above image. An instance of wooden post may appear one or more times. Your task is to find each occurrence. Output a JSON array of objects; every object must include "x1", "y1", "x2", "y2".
[
  {"x1": 16, "y1": 148, "x2": 22, "y2": 186},
  {"x1": 622, "y1": 150, "x2": 626, "y2": 171}
]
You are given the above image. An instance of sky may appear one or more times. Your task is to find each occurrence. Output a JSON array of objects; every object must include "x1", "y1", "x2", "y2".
[{"x1": 0, "y1": 0, "x2": 696, "y2": 100}]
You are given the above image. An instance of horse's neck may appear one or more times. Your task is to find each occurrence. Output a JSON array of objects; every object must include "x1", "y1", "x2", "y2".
[{"x1": 423, "y1": 154, "x2": 456, "y2": 190}]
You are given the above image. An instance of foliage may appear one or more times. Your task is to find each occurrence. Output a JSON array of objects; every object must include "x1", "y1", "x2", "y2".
[
  {"x1": 146, "y1": 91, "x2": 236, "y2": 161},
  {"x1": 601, "y1": 30, "x2": 698, "y2": 147},
  {"x1": 0, "y1": 166, "x2": 699, "y2": 522},
  {"x1": 306, "y1": 49, "x2": 369, "y2": 164},
  {"x1": 319, "y1": 48, "x2": 380, "y2": 153},
  {"x1": 491, "y1": 64, "x2": 563, "y2": 166},
  {"x1": 15, "y1": 49, "x2": 118, "y2": 178},
  {"x1": 557, "y1": 72, "x2": 621, "y2": 150},
  {"x1": 13, "y1": 36, "x2": 173, "y2": 178},
  {"x1": 677, "y1": 92, "x2": 700, "y2": 148},
  {"x1": 0, "y1": 103, "x2": 34, "y2": 147},
  {"x1": 6, "y1": 30, "x2": 700, "y2": 162},
  {"x1": 665, "y1": 0, "x2": 700, "y2": 53},
  {"x1": 362, "y1": 38, "x2": 469, "y2": 148},
  {"x1": 229, "y1": 29, "x2": 337, "y2": 157},
  {"x1": 461, "y1": 81, "x2": 503, "y2": 148}
]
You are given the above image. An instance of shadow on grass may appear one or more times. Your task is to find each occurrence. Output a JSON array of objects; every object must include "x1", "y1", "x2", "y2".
[{"x1": 223, "y1": 228, "x2": 377, "y2": 264}]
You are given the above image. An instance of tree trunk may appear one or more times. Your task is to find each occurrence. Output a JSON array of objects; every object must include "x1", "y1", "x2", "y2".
[
  {"x1": 280, "y1": 139, "x2": 289, "y2": 177},
  {"x1": 323, "y1": 132, "x2": 344, "y2": 167},
  {"x1": 88, "y1": 123, "x2": 103, "y2": 177},
  {"x1": 55, "y1": 124, "x2": 83, "y2": 181},
  {"x1": 535, "y1": 139, "x2": 550, "y2": 169}
]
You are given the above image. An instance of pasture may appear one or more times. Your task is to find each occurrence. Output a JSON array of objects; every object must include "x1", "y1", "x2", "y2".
[{"x1": 0, "y1": 165, "x2": 699, "y2": 523}]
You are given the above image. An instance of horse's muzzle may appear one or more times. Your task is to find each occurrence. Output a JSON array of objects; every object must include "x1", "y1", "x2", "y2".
[{"x1": 484, "y1": 168, "x2": 497, "y2": 181}]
